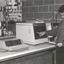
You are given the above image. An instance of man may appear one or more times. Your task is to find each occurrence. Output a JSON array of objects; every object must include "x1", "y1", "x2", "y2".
[
  {"x1": 47, "y1": 5, "x2": 64, "y2": 47},
  {"x1": 56, "y1": 5, "x2": 64, "y2": 47},
  {"x1": 54, "y1": 5, "x2": 64, "y2": 64}
]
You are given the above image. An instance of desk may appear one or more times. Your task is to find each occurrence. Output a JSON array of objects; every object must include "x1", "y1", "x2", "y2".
[{"x1": 0, "y1": 43, "x2": 55, "y2": 64}]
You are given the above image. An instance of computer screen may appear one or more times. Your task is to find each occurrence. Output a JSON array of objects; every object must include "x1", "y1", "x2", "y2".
[{"x1": 34, "y1": 23, "x2": 47, "y2": 39}]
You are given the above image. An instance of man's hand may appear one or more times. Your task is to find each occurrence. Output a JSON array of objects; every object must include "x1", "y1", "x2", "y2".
[{"x1": 57, "y1": 43, "x2": 63, "y2": 47}]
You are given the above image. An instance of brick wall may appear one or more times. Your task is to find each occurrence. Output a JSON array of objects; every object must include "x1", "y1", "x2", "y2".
[
  {"x1": 22, "y1": 0, "x2": 54, "y2": 22},
  {"x1": 22, "y1": 0, "x2": 64, "y2": 23}
]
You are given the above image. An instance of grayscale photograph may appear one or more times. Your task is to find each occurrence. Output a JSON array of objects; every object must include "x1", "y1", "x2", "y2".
[{"x1": 0, "y1": 0, "x2": 64, "y2": 64}]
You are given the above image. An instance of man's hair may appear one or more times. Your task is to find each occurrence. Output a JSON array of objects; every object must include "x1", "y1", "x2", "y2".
[{"x1": 58, "y1": 5, "x2": 64, "y2": 13}]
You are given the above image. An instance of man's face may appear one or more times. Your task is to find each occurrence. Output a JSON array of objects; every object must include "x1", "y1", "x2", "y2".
[{"x1": 60, "y1": 13, "x2": 64, "y2": 18}]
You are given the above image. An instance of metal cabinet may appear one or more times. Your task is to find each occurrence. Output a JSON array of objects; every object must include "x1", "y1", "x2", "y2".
[{"x1": 0, "y1": 50, "x2": 55, "y2": 64}]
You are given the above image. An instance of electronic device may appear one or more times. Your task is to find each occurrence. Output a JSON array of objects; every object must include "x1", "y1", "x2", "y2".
[
  {"x1": 16, "y1": 22, "x2": 52, "y2": 45},
  {"x1": 0, "y1": 38, "x2": 28, "y2": 51},
  {"x1": 46, "y1": 22, "x2": 52, "y2": 31}
]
